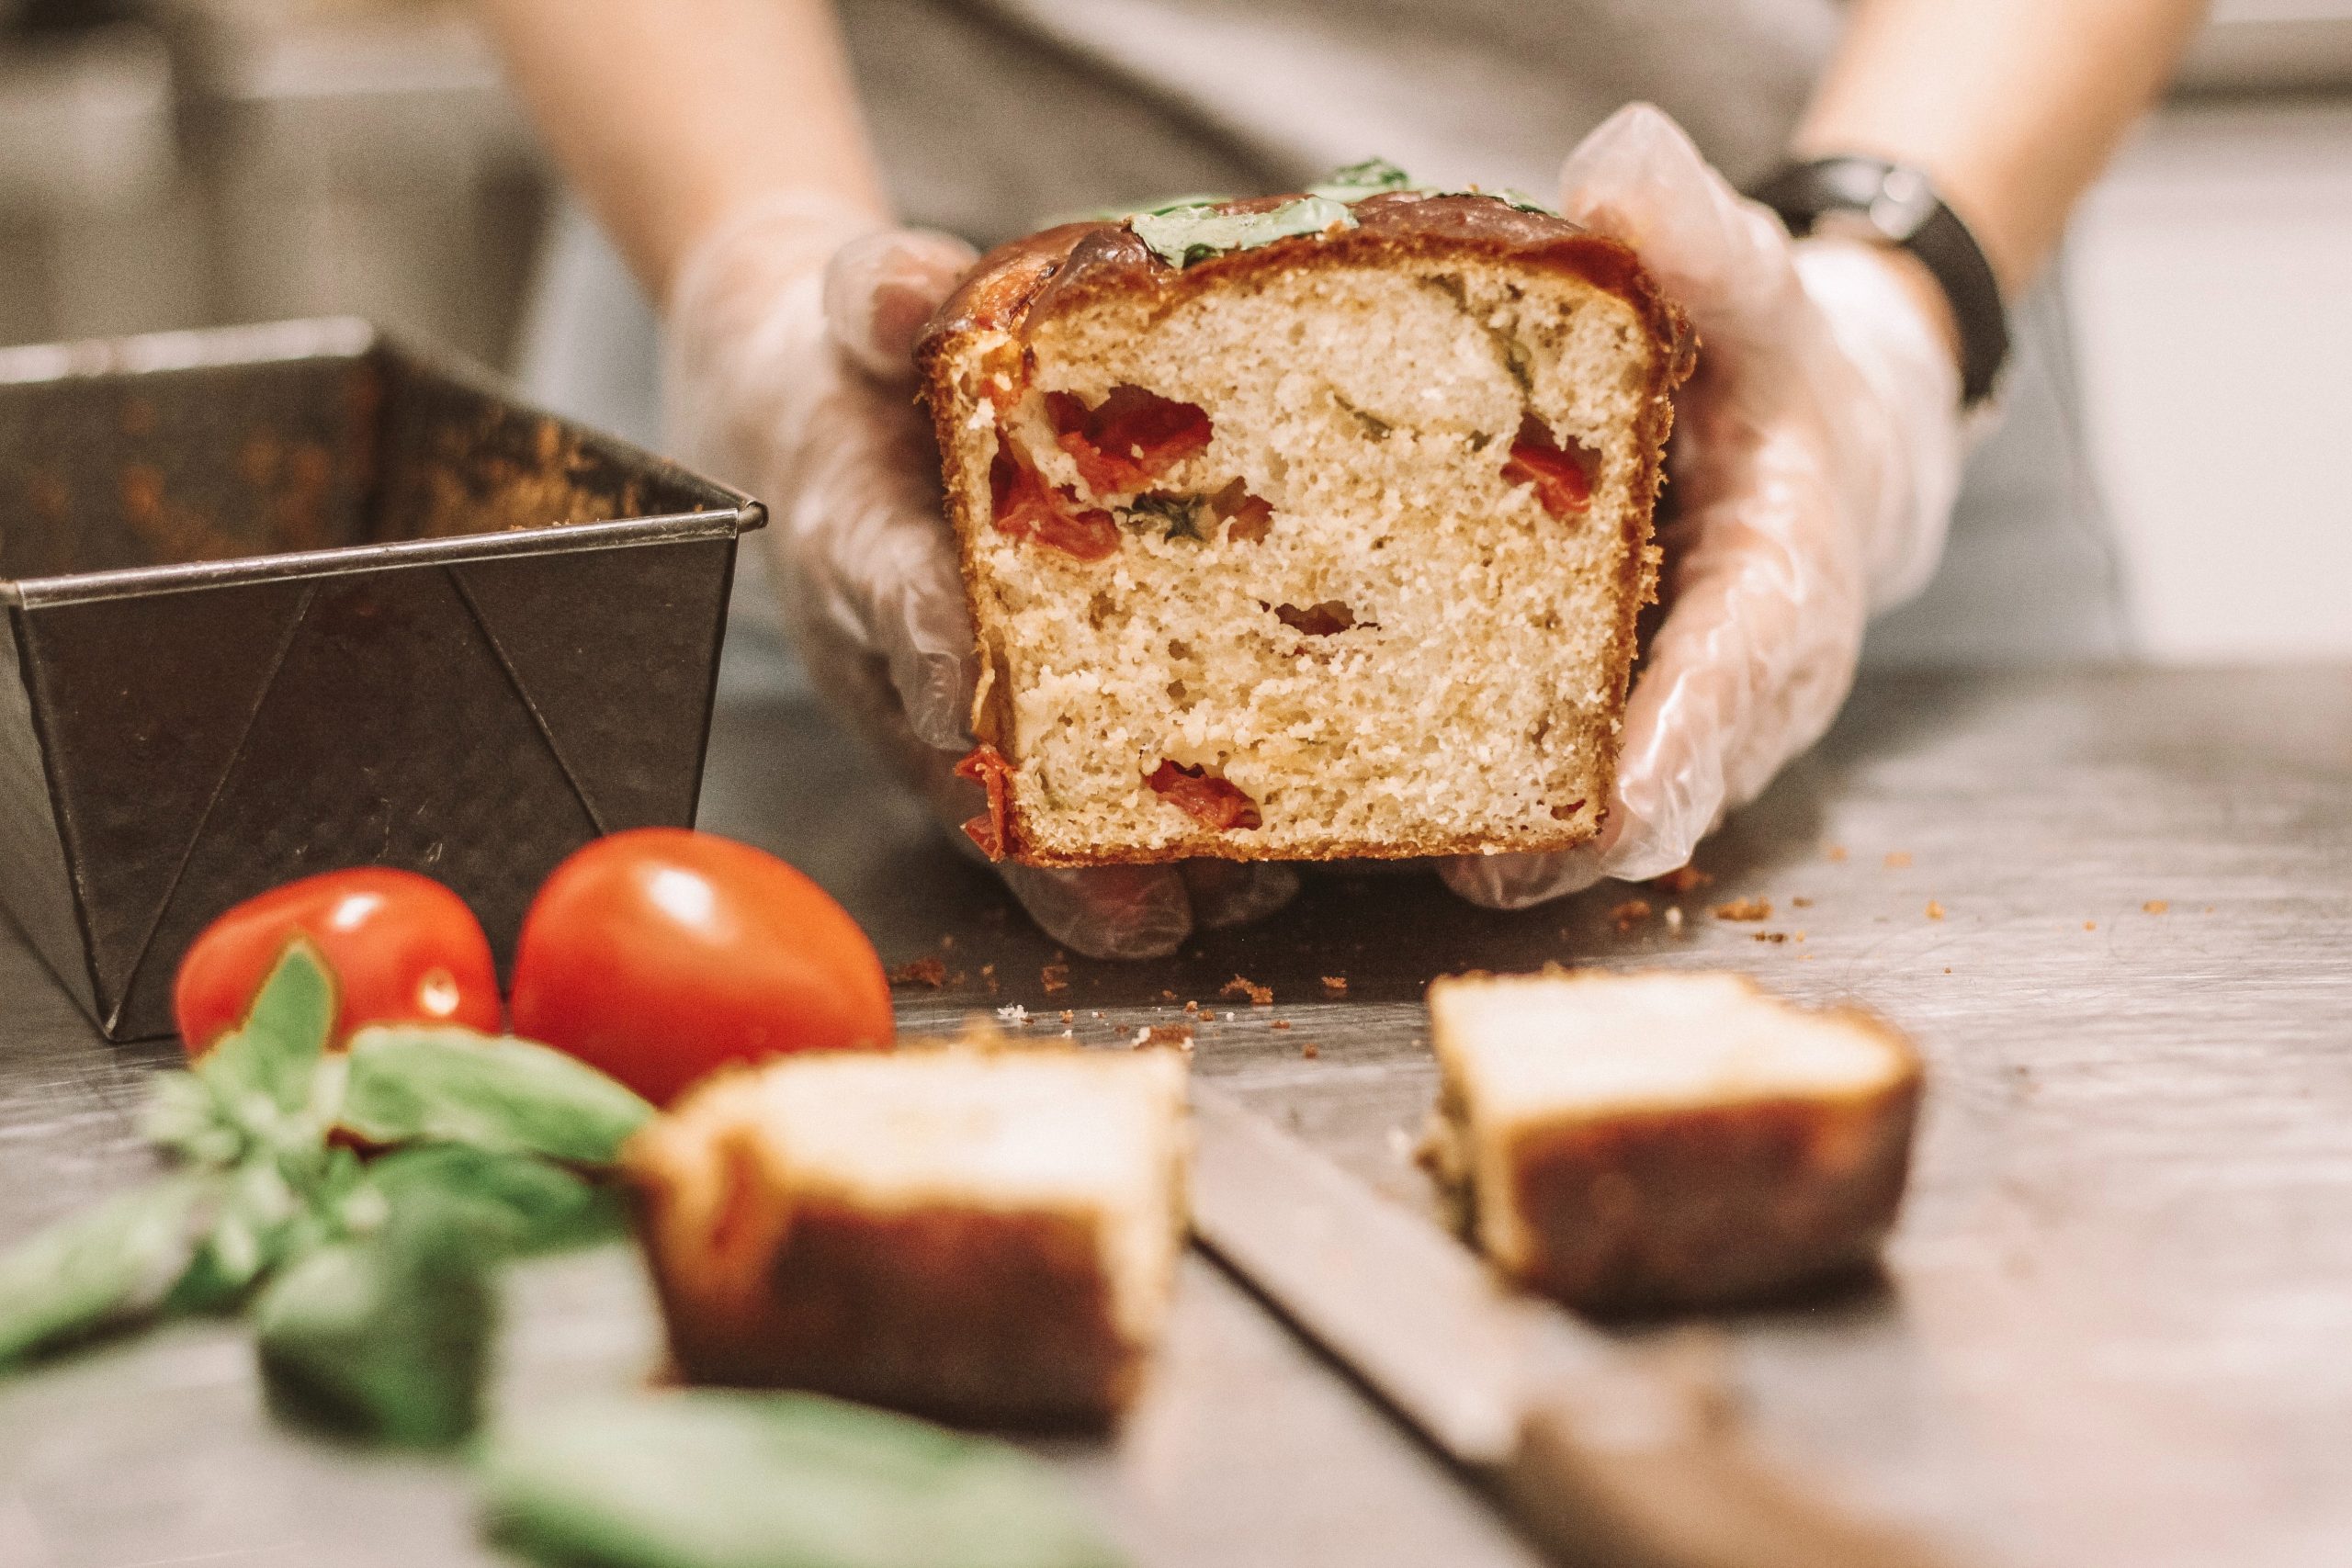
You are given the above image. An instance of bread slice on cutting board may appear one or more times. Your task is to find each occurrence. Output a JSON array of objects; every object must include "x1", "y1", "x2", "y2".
[
  {"x1": 1423, "y1": 969, "x2": 1921, "y2": 1314},
  {"x1": 626, "y1": 1032, "x2": 1188, "y2": 1427},
  {"x1": 920, "y1": 181, "x2": 1692, "y2": 866}
]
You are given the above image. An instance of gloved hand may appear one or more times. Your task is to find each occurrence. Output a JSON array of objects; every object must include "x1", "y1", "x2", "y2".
[
  {"x1": 1442, "y1": 104, "x2": 1966, "y2": 909},
  {"x1": 662, "y1": 194, "x2": 1299, "y2": 958}
]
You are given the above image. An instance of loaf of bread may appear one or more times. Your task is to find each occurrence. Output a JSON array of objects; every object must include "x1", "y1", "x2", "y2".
[
  {"x1": 626, "y1": 1034, "x2": 1188, "y2": 1427},
  {"x1": 919, "y1": 179, "x2": 1692, "y2": 865},
  {"x1": 1422, "y1": 969, "x2": 1921, "y2": 1314}
]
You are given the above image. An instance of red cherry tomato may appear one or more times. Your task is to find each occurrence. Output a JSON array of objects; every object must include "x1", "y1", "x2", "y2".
[
  {"x1": 174, "y1": 867, "x2": 501, "y2": 1056},
  {"x1": 508, "y1": 829, "x2": 892, "y2": 1106}
]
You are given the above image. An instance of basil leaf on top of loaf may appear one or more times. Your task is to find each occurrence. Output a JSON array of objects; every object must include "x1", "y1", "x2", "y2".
[
  {"x1": 1308, "y1": 156, "x2": 1556, "y2": 215},
  {"x1": 1125, "y1": 159, "x2": 1561, "y2": 270},
  {"x1": 1129, "y1": 195, "x2": 1358, "y2": 268}
]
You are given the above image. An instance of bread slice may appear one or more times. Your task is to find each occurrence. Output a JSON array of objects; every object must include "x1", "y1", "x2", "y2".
[
  {"x1": 626, "y1": 1034, "x2": 1188, "y2": 1427},
  {"x1": 919, "y1": 189, "x2": 1692, "y2": 865},
  {"x1": 1423, "y1": 970, "x2": 1921, "y2": 1314}
]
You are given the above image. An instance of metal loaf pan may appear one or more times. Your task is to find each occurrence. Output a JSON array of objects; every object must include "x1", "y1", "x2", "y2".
[{"x1": 0, "y1": 319, "x2": 766, "y2": 1041}]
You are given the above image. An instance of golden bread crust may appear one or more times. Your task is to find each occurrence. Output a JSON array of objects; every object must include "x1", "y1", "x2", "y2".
[{"x1": 1505, "y1": 1022, "x2": 1920, "y2": 1313}]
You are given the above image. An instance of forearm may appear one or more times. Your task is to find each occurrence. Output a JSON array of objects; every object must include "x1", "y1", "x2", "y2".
[
  {"x1": 480, "y1": 0, "x2": 888, "y2": 304},
  {"x1": 1796, "y1": 0, "x2": 2209, "y2": 296}
]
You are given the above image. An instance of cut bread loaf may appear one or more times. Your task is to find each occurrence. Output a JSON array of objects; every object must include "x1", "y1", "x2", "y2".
[
  {"x1": 626, "y1": 1033, "x2": 1188, "y2": 1427},
  {"x1": 920, "y1": 187, "x2": 1692, "y2": 865},
  {"x1": 1423, "y1": 969, "x2": 1921, "y2": 1313}
]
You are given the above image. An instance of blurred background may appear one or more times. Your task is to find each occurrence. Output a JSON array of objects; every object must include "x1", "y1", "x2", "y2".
[{"x1": 2, "y1": 0, "x2": 2346, "y2": 663}]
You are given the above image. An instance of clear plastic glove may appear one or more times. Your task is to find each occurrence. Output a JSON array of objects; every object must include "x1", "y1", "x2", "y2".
[
  {"x1": 1441, "y1": 104, "x2": 1966, "y2": 909},
  {"x1": 662, "y1": 195, "x2": 1299, "y2": 958}
]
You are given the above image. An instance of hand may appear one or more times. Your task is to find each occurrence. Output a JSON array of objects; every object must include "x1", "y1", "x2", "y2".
[
  {"x1": 662, "y1": 196, "x2": 1299, "y2": 959},
  {"x1": 1442, "y1": 104, "x2": 1966, "y2": 909}
]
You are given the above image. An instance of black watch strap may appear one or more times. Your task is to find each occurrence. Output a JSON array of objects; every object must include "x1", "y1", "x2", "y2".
[{"x1": 1748, "y1": 156, "x2": 2008, "y2": 406}]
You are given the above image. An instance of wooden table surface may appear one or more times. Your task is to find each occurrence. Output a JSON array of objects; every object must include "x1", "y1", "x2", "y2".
[{"x1": 3, "y1": 659, "x2": 2348, "y2": 1568}]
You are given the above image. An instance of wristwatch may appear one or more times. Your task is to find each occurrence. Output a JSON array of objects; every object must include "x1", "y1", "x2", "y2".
[{"x1": 1747, "y1": 156, "x2": 2008, "y2": 406}]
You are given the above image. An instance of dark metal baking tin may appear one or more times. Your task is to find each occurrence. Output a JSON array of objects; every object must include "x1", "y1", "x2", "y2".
[{"x1": 0, "y1": 319, "x2": 766, "y2": 1041}]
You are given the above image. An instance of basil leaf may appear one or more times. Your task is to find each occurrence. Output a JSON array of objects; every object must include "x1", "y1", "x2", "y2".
[
  {"x1": 197, "y1": 941, "x2": 338, "y2": 1155},
  {"x1": 481, "y1": 1391, "x2": 1127, "y2": 1568},
  {"x1": 1306, "y1": 156, "x2": 1416, "y2": 200},
  {"x1": 1124, "y1": 492, "x2": 1207, "y2": 543},
  {"x1": 340, "y1": 1028, "x2": 653, "y2": 1166},
  {"x1": 165, "y1": 1156, "x2": 311, "y2": 1314},
  {"x1": 0, "y1": 1176, "x2": 212, "y2": 1366},
  {"x1": 1305, "y1": 157, "x2": 1559, "y2": 216},
  {"x1": 253, "y1": 1197, "x2": 500, "y2": 1448},
  {"x1": 142, "y1": 1069, "x2": 246, "y2": 1167},
  {"x1": 355, "y1": 1145, "x2": 622, "y2": 1257},
  {"x1": 1130, "y1": 195, "x2": 1357, "y2": 268}
]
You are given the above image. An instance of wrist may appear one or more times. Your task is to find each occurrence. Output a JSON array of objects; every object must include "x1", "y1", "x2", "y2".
[
  {"x1": 1790, "y1": 234, "x2": 1967, "y2": 615},
  {"x1": 1748, "y1": 156, "x2": 2007, "y2": 404},
  {"x1": 1854, "y1": 243, "x2": 1962, "y2": 385}
]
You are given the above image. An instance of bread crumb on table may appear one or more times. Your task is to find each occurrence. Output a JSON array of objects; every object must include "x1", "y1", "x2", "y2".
[
  {"x1": 996, "y1": 1004, "x2": 1030, "y2": 1025},
  {"x1": 2084, "y1": 920, "x2": 2098, "y2": 931},
  {"x1": 1059, "y1": 1010, "x2": 1075, "y2": 1025},
  {"x1": 1925, "y1": 900, "x2": 1946, "y2": 920},
  {"x1": 1791, "y1": 896, "x2": 1814, "y2": 908},
  {"x1": 1663, "y1": 907, "x2": 1684, "y2": 934},
  {"x1": 1825, "y1": 845, "x2": 1849, "y2": 863},
  {"x1": 1884, "y1": 852, "x2": 1913, "y2": 869},
  {"x1": 1133, "y1": 1024, "x2": 1195, "y2": 1053},
  {"x1": 886, "y1": 957, "x2": 946, "y2": 988},
  {"x1": 1272, "y1": 1020, "x2": 1292, "y2": 1031},
  {"x1": 1222, "y1": 976, "x2": 1274, "y2": 1007},
  {"x1": 1713, "y1": 897, "x2": 1771, "y2": 922},
  {"x1": 1319, "y1": 976, "x2": 1349, "y2": 998},
  {"x1": 1609, "y1": 897, "x2": 1653, "y2": 932},
  {"x1": 1041, "y1": 964, "x2": 1070, "y2": 994},
  {"x1": 1652, "y1": 867, "x2": 1713, "y2": 894},
  {"x1": 1301, "y1": 1042, "x2": 1321, "y2": 1060},
  {"x1": 981, "y1": 964, "x2": 999, "y2": 996},
  {"x1": 2143, "y1": 899, "x2": 2170, "y2": 915},
  {"x1": 1752, "y1": 931, "x2": 1788, "y2": 943}
]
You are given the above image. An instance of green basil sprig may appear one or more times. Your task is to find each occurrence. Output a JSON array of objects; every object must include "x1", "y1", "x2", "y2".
[
  {"x1": 0, "y1": 1174, "x2": 214, "y2": 1364},
  {"x1": 1129, "y1": 195, "x2": 1358, "y2": 268},
  {"x1": 342, "y1": 1028, "x2": 652, "y2": 1165},
  {"x1": 143, "y1": 942, "x2": 340, "y2": 1165},
  {"x1": 255, "y1": 1189, "x2": 505, "y2": 1449},
  {"x1": 1122, "y1": 158, "x2": 1557, "y2": 271},
  {"x1": 0, "y1": 939, "x2": 644, "y2": 1451},
  {"x1": 1304, "y1": 156, "x2": 1419, "y2": 200},
  {"x1": 1306, "y1": 154, "x2": 1556, "y2": 215},
  {"x1": 481, "y1": 1391, "x2": 1128, "y2": 1568}
]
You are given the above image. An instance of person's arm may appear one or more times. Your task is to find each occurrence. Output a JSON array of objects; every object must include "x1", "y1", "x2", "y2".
[
  {"x1": 479, "y1": 0, "x2": 886, "y2": 302},
  {"x1": 1792, "y1": 0, "x2": 2209, "y2": 357}
]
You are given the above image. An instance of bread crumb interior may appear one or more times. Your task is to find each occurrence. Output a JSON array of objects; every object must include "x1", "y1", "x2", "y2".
[{"x1": 943, "y1": 253, "x2": 1662, "y2": 860}]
